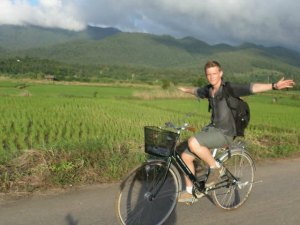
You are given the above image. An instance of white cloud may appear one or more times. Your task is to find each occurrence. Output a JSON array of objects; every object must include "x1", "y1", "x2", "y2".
[
  {"x1": 0, "y1": 0, "x2": 85, "y2": 30},
  {"x1": 39, "y1": 0, "x2": 62, "y2": 8},
  {"x1": 75, "y1": 0, "x2": 300, "y2": 50},
  {"x1": 0, "y1": 0, "x2": 300, "y2": 51}
]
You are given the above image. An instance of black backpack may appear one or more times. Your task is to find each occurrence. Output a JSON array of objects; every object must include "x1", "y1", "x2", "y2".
[{"x1": 223, "y1": 82, "x2": 250, "y2": 137}]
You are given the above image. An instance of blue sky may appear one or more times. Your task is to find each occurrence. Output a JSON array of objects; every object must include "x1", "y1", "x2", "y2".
[
  {"x1": 1, "y1": 0, "x2": 300, "y2": 52},
  {"x1": 28, "y1": 0, "x2": 38, "y2": 5}
]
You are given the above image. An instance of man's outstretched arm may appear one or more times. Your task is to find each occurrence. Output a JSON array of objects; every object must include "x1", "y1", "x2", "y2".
[
  {"x1": 252, "y1": 77, "x2": 295, "y2": 93},
  {"x1": 177, "y1": 87, "x2": 197, "y2": 95}
]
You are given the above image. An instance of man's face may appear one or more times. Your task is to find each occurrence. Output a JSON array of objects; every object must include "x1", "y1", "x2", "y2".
[{"x1": 205, "y1": 66, "x2": 223, "y2": 86}]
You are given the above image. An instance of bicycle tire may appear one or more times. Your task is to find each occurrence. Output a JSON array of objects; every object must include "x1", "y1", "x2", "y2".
[
  {"x1": 116, "y1": 160, "x2": 180, "y2": 225},
  {"x1": 212, "y1": 148, "x2": 255, "y2": 210}
]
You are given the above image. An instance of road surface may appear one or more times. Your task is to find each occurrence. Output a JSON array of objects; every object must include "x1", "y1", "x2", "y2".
[{"x1": 0, "y1": 157, "x2": 300, "y2": 225}]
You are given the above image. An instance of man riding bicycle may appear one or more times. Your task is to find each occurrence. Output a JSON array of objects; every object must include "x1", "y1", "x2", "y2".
[{"x1": 178, "y1": 60, "x2": 295, "y2": 202}]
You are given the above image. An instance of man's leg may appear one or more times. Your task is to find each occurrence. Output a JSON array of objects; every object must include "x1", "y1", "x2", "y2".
[
  {"x1": 181, "y1": 151, "x2": 195, "y2": 188},
  {"x1": 188, "y1": 136, "x2": 224, "y2": 187},
  {"x1": 178, "y1": 127, "x2": 232, "y2": 202},
  {"x1": 179, "y1": 137, "x2": 219, "y2": 202},
  {"x1": 178, "y1": 151, "x2": 196, "y2": 202},
  {"x1": 188, "y1": 137, "x2": 217, "y2": 168}
]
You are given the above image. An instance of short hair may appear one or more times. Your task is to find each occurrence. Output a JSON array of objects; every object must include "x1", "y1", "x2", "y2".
[{"x1": 204, "y1": 60, "x2": 222, "y2": 73}]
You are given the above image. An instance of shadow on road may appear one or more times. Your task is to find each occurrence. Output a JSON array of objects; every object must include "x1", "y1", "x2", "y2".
[
  {"x1": 116, "y1": 162, "x2": 179, "y2": 225},
  {"x1": 65, "y1": 214, "x2": 79, "y2": 225}
]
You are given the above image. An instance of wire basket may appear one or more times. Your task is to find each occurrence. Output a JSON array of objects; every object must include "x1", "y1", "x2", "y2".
[{"x1": 144, "y1": 126, "x2": 179, "y2": 157}]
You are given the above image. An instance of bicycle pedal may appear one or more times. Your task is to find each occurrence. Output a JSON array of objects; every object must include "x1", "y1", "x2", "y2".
[
  {"x1": 195, "y1": 192, "x2": 205, "y2": 199},
  {"x1": 184, "y1": 198, "x2": 198, "y2": 205},
  {"x1": 220, "y1": 174, "x2": 227, "y2": 179},
  {"x1": 203, "y1": 188, "x2": 211, "y2": 194},
  {"x1": 191, "y1": 198, "x2": 198, "y2": 203}
]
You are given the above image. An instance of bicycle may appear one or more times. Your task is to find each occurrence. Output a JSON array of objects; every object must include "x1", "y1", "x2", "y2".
[{"x1": 116, "y1": 120, "x2": 256, "y2": 225}]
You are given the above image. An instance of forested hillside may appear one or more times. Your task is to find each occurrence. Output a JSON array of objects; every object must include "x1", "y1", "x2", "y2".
[{"x1": 0, "y1": 25, "x2": 300, "y2": 84}]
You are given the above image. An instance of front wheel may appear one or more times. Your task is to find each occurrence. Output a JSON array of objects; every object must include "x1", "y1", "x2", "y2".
[
  {"x1": 116, "y1": 161, "x2": 180, "y2": 225},
  {"x1": 212, "y1": 148, "x2": 255, "y2": 210}
]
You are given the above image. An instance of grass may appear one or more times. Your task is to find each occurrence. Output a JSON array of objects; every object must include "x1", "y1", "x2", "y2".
[{"x1": 0, "y1": 77, "x2": 299, "y2": 193}]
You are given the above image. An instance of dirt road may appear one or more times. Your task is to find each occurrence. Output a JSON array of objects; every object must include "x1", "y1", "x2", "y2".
[{"x1": 1, "y1": 158, "x2": 300, "y2": 225}]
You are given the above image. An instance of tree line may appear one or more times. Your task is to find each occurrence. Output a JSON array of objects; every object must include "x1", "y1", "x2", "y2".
[
  {"x1": 0, "y1": 57, "x2": 199, "y2": 83},
  {"x1": 0, "y1": 57, "x2": 299, "y2": 90}
]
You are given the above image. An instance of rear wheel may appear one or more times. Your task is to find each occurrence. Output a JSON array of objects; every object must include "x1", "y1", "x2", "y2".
[
  {"x1": 212, "y1": 149, "x2": 255, "y2": 210},
  {"x1": 116, "y1": 161, "x2": 180, "y2": 225}
]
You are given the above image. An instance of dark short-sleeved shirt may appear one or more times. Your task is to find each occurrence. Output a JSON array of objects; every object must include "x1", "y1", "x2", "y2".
[{"x1": 195, "y1": 81, "x2": 253, "y2": 137}]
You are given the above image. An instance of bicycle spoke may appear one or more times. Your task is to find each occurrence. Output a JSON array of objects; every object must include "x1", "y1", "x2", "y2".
[
  {"x1": 154, "y1": 190, "x2": 177, "y2": 201},
  {"x1": 222, "y1": 188, "x2": 233, "y2": 207},
  {"x1": 125, "y1": 204, "x2": 145, "y2": 225}
]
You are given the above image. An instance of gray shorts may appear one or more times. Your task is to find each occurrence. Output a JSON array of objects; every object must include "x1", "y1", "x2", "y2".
[{"x1": 185, "y1": 126, "x2": 234, "y2": 154}]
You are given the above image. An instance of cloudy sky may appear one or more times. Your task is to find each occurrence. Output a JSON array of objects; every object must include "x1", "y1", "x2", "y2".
[{"x1": 1, "y1": 0, "x2": 300, "y2": 51}]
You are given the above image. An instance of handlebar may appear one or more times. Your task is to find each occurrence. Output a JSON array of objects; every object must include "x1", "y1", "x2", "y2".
[
  {"x1": 162, "y1": 111, "x2": 198, "y2": 133},
  {"x1": 164, "y1": 121, "x2": 196, "y2": 133}
]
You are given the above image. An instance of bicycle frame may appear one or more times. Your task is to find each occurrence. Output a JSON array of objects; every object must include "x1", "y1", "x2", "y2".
[{"x1": 116, "y1": 121, "x2": 257, "y2": 225}]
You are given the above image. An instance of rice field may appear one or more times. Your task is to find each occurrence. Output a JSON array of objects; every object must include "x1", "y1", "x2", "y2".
[{"x1": 0, "y1": 78, "x2": 299, "y2": 191}]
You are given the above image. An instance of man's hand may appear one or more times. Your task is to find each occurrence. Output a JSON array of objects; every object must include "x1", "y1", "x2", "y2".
[
  {"x1": 177, "y1": 87, "x2": 188, "y2": 92},
  {"x1": 274, "y1": 77, "x2": 295, "y2": 90}
]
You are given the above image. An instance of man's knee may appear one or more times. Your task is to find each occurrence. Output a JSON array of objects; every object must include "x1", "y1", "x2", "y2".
[
  {"x1": 188, "y1": 137, "x2": 200, "y2": 153},
  {"x1": 181, "y1": 151, "x2": 194, "y2": 163}
]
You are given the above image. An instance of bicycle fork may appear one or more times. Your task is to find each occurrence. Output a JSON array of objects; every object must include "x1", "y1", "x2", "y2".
[{"x1": 144, "y1": 158, "x2": 173, "y2": 201}]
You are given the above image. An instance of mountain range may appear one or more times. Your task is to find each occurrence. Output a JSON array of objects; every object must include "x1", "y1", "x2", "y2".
[{"x1": 0, "y1": 25, "x2": 299, "y2": 81}]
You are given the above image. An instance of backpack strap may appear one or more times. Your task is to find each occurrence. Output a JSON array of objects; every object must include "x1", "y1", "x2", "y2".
[
  {"x1": 206, "y1": 84, "x2": 213, "y2": 112},
  {"x1": 223, "y1": 82, "x2": 238, "y2": 110},
  {"x1": 223, "y1": 81, "x2": 233, "y2": 98}
]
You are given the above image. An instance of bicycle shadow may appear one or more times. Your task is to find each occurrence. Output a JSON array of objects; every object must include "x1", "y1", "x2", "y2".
[
  {"x1": 65, "y1": 214, "x2": 79, "y2": 225},
  {"x1": 118, "y1": 163, "x2": 180, "y2": 225},
  {"x1": 162, "y1": 210, "x2": 177, "y2": 224}
]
